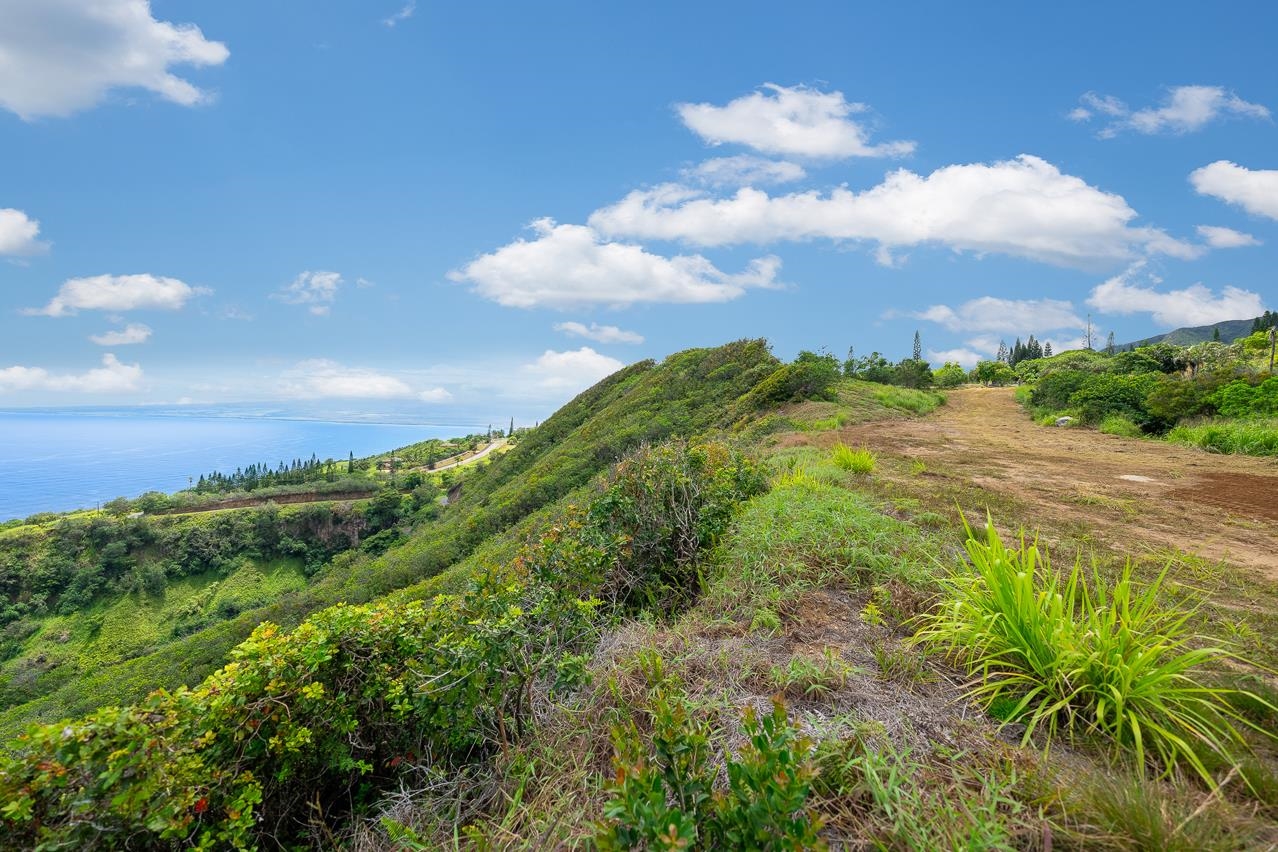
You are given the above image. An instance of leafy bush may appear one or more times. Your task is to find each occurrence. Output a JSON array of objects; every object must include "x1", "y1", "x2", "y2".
[
  {"x1": 588, "y1": 441, "x2": 766, "y2": 612},
  {"x1": 1213, "y1": 377, "x2": 1278, "y2": 418},
  {"x1": 598, "y1": 692, "x2": 823, "y2": 850},
  {"x1": 933, "y1": 362, "x2": 967, "y2": 388},
  {"x1": 913, "y1": 517, "x2": 1274, "y2": 785},
  {"x1": 1065, "y1": 372, "x2": 1158, "y2": 425},
  {"x1": 831, "y1": 443, "x2": 876, "y2": 474},
  {"x1": 742, "y1": 351, "x2": 841, "y2": 408}
]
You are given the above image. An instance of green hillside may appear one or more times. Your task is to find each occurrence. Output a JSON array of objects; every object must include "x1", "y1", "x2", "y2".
[
  {"x1": 3, "y1": 340, "x2": 1276, "y2": 851},
  {"x1": 1121, "y1": 313, "x2": 1272, "y2": 348}
]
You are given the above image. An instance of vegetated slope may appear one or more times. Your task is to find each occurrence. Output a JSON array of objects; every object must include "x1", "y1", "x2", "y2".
[
  {"x1": 1122, "y1": 315, "x2": 1263, "y2": 348},
  {"x1": 0, "y1": 340, "x2": 783, "y2": 735},
  {"x1": 6, "y1": 343, "x2": 1276, "y2": 850}
]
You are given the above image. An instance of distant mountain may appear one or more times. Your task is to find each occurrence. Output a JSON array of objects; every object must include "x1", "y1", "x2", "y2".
[{"x1": 1121, "y1": 316, "x2": 1264, "y2": 349}]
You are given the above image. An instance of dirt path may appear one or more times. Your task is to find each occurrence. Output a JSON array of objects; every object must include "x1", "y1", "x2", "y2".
[{"x1": 831, "y1": 387, "x2": 1278, "y2": 577}]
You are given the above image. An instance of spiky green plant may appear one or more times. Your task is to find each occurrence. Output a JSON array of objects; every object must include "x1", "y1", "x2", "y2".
[
  {"x1": 913, "y1": 516, "x2": 1274, "y2": 786},
  {"x1": 831, "y1": 443, "x2": 876, "y2": 474}
]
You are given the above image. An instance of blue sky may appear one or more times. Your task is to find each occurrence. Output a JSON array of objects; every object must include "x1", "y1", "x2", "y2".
[{"x1": 1, "y1": 1, "x2": 1275, "y2": 421}]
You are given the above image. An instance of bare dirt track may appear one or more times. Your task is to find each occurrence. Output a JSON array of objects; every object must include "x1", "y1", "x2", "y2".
[{"x1": 830, "y1": 387, "x2": 1278, "y2": 578}]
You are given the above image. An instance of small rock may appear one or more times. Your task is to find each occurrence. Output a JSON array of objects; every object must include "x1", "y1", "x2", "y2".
[{"x1": 1054, "y1": 416, "x2": 1073, "y2": 427}]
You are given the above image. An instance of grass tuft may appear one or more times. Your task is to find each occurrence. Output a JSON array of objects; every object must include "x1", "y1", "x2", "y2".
[
  {"x1": 913, "y1": 515, "x2": 1276, "y2": 786},
  {"x1": 831, "y1": 443, "x2": 876, "y2": 474}
]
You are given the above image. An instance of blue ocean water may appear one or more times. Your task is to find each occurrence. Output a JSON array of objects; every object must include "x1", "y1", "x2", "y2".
[{"x1": 0, "y1": 409, "x2": 474, "y2": 521}]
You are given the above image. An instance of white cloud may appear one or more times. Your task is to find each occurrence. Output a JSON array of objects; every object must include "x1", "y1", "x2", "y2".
[
  {"x1": 521, "y1": 347, "x2": 625, "y2": 393},
  {"x1": 926, "y1": 348, "x2": 983, "y2": 369},
  {"x1": 1072, "y1": 86, "x2": 1269, "y2": 138},
  {"x1": 912, "y1": 296, "x2": 1083, "y2": 334},
  {"x1": 590, "y1": 155, "x2": 1196, "y2": 268},
  {"x1": 449, "y1": 218, "x2": 781, "y2": 309},
  {"x1": 683, "y1": 155, "x2": 807, "y2": 187},
  {"x1": 276, "y1": 270, "x2": 344, "y2": 315},
  {"x1": 1196, "y1": 225, "x2": 1260, "y2": 248},
  {"x1": 280, "y1": 359, "x2": 452, "y2": 401},
  {"x1": 89, "y1": 323, "x2": 152, "y2": 345},
  {"x1": 676, "y1": 83, "x2": 914, "y2": 160},
  {"x1": 553, "y1": 321, "x2": 645, "y2": 344},
  {"x1": 417, "y1": 386, "x2": 454, "y2": 403},
  {"x1": 0, "y1": 208, "x2": 48, "y2": 256},
  {"x1": 383, "y1": 1, "x2": 416, "y2": 27},
  {"x1": 0, "y1": 0, "x2": 229, "y2": 120},
  {"x1": 29, "y1": 273, "x2": 208, "y2": 316},
  {"x1": 1087, "y1": 263, "x2": 1266, "y2": 328},
  {"x1": 0, "y1": 353, "x2": 143, "y2": 394},
  {"x1": 1190, "y1": 161, "x2": 1278, "y2": 220}
]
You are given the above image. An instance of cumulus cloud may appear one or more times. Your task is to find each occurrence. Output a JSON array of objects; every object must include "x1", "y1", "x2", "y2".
[
  {"x1": 1087, "y1": 263, "x2": 1265, "y2": 328},
  {"x1": 1196, "y1": 225, "x2": 1260, "y2": 248},
  {"x1": 281, "y1": 359, "x2": 452, "y2": 401},
  {"x1": 1070, "y1": 86, "x2": 1269, "y2": 138},
  {"x1": 926, "y1": 348, "x2": 984, "y2": 369},
  {"x1": 417, "y1": 386, "x2": 454, "y2": 403},
  {"x1": 29, "y1": 273, "x2": 208, "y2": 316},
  {"x1": 0, "y1": 0, "x2": 229, "y2": 120},
  {"x1": 89, "y1": 323, "x2": 152, "y2": 345},
  {"x1": 383, "y1": 1, "x2": 416, "y2": 27},
  {"x1": 683, "y1": 155, "x2": 807, "y2": 187},
  {"x1": 0, "y1": 208, "x2": 48, "y2": 256},
  {"x1": 0, "y1": 353, "x2": 143, "y2": 394},
  {"x1": 521, "y1": 347, "x2": 625, "y2": 393},
  {"x1": 1190, "y1": 161, "x2": 1278, "y2": 220},
  {"x1": 911, "y1": 296, "x2": 1083, "y2": 334},
  {"x1": 553, "y1": 321, "x2": 645, "y2": 344},
  {"x1": 275, "y1": 270, "x2": 344, "y2": 315},
  {"x1": 676, "y1": 83, "x2": 914, "y2": 159},
  {"x1": 449, "y1": 218, "x2": 781, "y2": 309},
  {"x1": 590, "y1": 155, "x2": 1195, "y2": 268}
]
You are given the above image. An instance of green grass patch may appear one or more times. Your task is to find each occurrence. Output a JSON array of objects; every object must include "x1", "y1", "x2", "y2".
[
  {"x1": 1099, "y1": 415, "x2": 1143, "y2": 438},
  {"x1": 1167, "y1": 418, "x2": 1278, "y2": 456}
]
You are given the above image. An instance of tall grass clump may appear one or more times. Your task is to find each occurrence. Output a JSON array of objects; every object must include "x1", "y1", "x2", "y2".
[
  {"x1": 913, "y1": 516, "x2": 1275, "y2": 786},
  {"x1": 1167, "y1": 418, "x2": 1278, "y2": 456},
  {"x1": 1099, "y1": 415, "x2": 1143, "y2": 438},
  {"x1": 831, "y1": 443, "x2": 876, "y2": 474}
]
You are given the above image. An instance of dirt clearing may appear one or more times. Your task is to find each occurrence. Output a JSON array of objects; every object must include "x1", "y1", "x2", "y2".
[{"x1": 826, "y1": 387, "x2": 1278, "y2": 578}]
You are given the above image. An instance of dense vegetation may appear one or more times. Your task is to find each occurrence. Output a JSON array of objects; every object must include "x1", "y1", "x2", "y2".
[
  {"x1": 1007, "y1": 331, "x2": 1277, "y2": 455},
  {"x1": 2, "y1": 337, "x2": 1277, "y2": 849}
]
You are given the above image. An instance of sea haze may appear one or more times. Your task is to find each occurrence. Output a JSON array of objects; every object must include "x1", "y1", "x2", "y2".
[{"x1": 0, "y1": 405, "x2": 493, "y2": 521}]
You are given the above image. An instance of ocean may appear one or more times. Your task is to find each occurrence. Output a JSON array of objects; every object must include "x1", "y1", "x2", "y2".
[{"x1": 0, "y1": 408, "x2": 485, "y2": 521}]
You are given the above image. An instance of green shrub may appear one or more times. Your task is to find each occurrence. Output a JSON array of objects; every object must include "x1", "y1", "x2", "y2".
[
  {"x1": 588, "y1": 441, "x2": 767, "y2": 612},
  {"x1": 598, "y1": 693, "x2": 823, "y2": 850},
  {"x1": 831, "y1": 443, "x2": 876, "y2": 474},
  {"x1": 913, "y1": 517, "x2": 1275, "y2": 786},
  {"x1": 1067, "y1": 372, "x2": 1159, "y2": 426},
  {"x1": 1099, "y1": 415, "x2": 1143, "y2": 438},
  {"x1": 1213, "y1": 376, "x2": 1278, "y2": 418},
  {"x1": 933, "y1": 362, "x2": 967, "y2": 388}
]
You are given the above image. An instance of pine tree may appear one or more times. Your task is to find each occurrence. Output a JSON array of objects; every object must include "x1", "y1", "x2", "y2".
[
  {"x1": 509, "y1": 416, "x2": 515, "y2": 437},
  {"x1": 1043, "y1": 342, "x2": 1053, "y2": 358},
  {"x1": 996, "y1": 340, "x2": 1008, "y2": 363},
  {"x1": 1212, "y1": 327, "x2": 1221, "y2": 341},
  {"x1": 912, "y1": 331, "x2": 922, "y2": 362},
  {"x1": 348, "y1": 451, "x2": 354, "y2": 474},
  {"x1": 1105, "y1": 331, "x2": 1115, "y2": 355}
]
